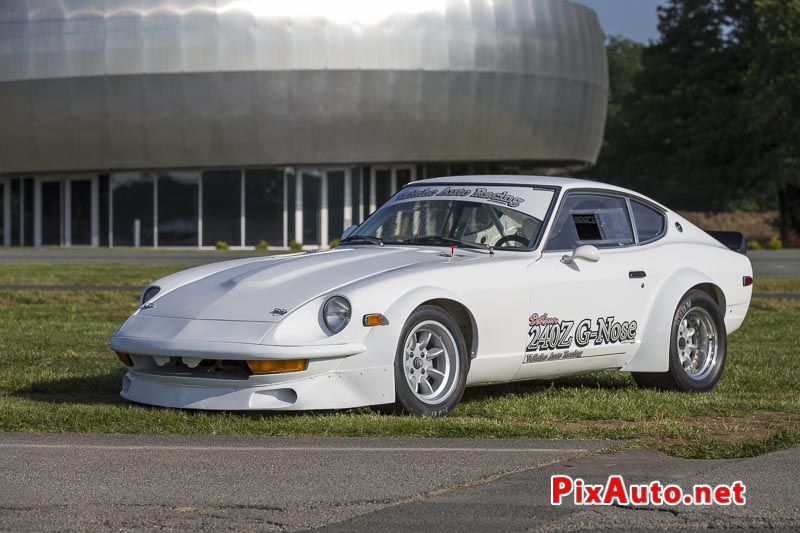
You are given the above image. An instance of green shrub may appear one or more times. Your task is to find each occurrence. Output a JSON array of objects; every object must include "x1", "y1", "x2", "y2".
[
  {"x1": 746, "y1": 239, "x2": 763, "y2": 250},
  {"x1": 289, "y1": 240, "x2": 303, "y2": 252},
  {"x1": 766, "y1": 237, "x2": 783, "y2": 250},
  {"x1": 255, "y1": 240, "x2": 269, "y2": 251},
  {"x1": 215, "y1": 241, "x2": 229, "y2": 250},
  {"x1": 328, "y1": 238, "x2": 340, "y2": 249}
]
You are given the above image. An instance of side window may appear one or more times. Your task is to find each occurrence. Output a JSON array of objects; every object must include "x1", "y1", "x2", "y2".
[
  {"x1": 545, "y1": 193, "x2": 635, "y2": 251},
  {"x1": 631, "y1": 201, "x2": 666, "y2": 243}
]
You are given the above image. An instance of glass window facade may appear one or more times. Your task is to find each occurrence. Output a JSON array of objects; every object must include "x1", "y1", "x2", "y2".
[
  {"x1": 70, "y1": 179, "x2": 92, "y2": 245},
  {"x1": 245, "y1": 169, "x2": 284, "y2": 247},
  {"x1": 362, "y1": 167, "x2": 372, "y2": 217},
  {"x1": 112, "y1": 172, "x2": 154, "y2": 247},
  {"x1": 4, "y1": 162, "x2": 541, "y2": 249},
  {"x1": 41, "y1": 181, "x2": 62, "y2": 245},
  {"x1": 374, "y1": 168, "x2": 392, "y2": 207},
  {"x1": 327, "y1": 170, "x2": 345, "y2": 243},
  {"x1": 98, "y1": 175, "x2": 109, "y2": 247},
  {"x1": 301, "y1": 171, "x2": 322, "y2": 246},
  {"x1": 10, "y1": 179, "x2": 20, "y2": 246},
  {"x1": 24, "y1": 179, "x2": 33, "y2": 246},
  {"x1": 351, "y1": 167, "x2": 362, "y2": 225},
  {"x1": 0, "y1": 182, "x2": 4, "y2": 245},
  {"x1": 157, "y1": 171, "x2": 199, "y2": 247},
  {"x1": 397, "y1": 168, "x2": 412, "y2": 190},
  {"x1": 202, "y1": 170, "x2": 241, "y2": 247}
]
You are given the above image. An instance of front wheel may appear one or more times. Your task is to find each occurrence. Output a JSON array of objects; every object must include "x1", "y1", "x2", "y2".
[
  {"x1": 633, "y1": 289, "x2": 727, "y2": 392},
  {"x1": 391, "y1": 306, "x2": 468, "y2": 417}
]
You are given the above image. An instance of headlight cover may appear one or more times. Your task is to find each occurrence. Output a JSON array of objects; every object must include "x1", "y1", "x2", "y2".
[
  {"x1": 323, "y1": 296, "x2": 351, "y2": 334},
  {"x1": 141, "y1": 286, "x2": 160, "y2": 306}
]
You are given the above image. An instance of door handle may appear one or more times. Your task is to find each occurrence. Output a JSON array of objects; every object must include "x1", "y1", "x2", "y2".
[{"x1": 629, "y1": 271, "x2": 647, "y2": 279}]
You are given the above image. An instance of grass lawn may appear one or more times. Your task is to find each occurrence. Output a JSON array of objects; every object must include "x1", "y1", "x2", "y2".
[
  {"x1": 0, "y1": 263, "x2": 798, "y2": 459},
  {"x1": 0, "y1": 263, "x2": 194, "y2": 287}
]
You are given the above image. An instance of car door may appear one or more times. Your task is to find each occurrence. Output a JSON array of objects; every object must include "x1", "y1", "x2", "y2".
[{"x1": 515, "y1": 192, "x2": 654, "y2": 380}]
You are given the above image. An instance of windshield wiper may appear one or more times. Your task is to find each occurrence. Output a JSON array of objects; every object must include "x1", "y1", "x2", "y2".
[
  {"x1": 410, "y1": 236, "x2": 494, "y2": 254},
  {"x1": 340, "y1": 235, "x2": 384, "y2": 246}
]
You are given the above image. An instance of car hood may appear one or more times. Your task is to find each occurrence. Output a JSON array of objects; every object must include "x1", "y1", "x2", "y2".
[{"x1": 138, "y1": 246, "x2": 470, "y2": 322}]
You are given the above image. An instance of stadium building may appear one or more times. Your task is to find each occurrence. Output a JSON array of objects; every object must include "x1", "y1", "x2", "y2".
[{"x1": 0, "y1": 0, "x2": 607, "y2": 249}]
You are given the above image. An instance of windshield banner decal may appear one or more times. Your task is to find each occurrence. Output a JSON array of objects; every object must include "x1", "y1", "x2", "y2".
[
  {"x1": 396, "y1": 186, "x2": 525, "y2": 208},
  {"x1": 390, "y1": 184, "x2": 553, "y2": 218}
]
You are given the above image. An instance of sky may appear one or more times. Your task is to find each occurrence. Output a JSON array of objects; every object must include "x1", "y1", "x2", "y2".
[{"x1": 571, "y1": 0, "x2": 669, "y2": 43}]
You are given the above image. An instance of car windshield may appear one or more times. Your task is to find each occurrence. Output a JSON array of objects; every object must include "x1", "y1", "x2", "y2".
[{"x1": 348, "y1": 184, "x2": 555, "y2": 250}]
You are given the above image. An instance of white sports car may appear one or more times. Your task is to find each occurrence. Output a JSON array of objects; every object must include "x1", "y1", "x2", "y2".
[{"x1": 110, "y1": 176, "x2": 753, "y2": 416}]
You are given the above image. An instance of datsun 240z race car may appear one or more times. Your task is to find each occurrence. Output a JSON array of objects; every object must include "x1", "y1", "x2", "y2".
[{"x1": 110, "y1": 176, "x2": 753, "y2": 417}]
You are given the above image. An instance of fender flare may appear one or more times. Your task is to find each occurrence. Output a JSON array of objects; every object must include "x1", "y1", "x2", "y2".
[
  {"x1": 381, "y1": 285, "x2": 478, "y2": 357},
  {"x1": 621, "y1": 268, "x2": 718, "y2": 373}
]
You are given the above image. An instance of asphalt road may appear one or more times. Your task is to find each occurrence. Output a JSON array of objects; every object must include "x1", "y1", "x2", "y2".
[
  {"x1": 0, "y1": 248, "x2": 798, "y2": 277},
  {"x1": 1, "y1": 433, "x2": 797, "y2": 532}
]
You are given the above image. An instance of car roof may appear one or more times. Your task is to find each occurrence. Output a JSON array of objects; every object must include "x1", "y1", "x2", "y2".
[{"x1": 414, "y1": 175, "x2": 668, "y2": 210}]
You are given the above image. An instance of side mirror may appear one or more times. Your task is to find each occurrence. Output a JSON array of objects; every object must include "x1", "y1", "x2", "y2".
[
  {"x1": 561, "y1": 245, "x2": 600, "y2": 264},
  {"x1": 341, "y1": 225, "x2": 358, "y2": 240}
]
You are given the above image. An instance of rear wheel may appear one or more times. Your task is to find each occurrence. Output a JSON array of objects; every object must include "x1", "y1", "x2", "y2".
[
  {"x1": 633, "y1": 290, "x2": 727, "y2": 392},
  {"x1": 391, "y1": 306, "x2": 468, "y2": 417}
]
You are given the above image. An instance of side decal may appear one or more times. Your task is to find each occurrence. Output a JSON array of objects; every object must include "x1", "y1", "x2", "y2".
[{"x1": 525, "y1": 313, "x2": 638, "y2": 364}]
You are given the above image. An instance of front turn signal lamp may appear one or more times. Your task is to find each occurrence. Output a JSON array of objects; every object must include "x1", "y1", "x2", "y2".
[
  {"x1": 363, "y1": 313, "x2": 389, "y2": 327},
  {"x1": 247, "y1": 359, "x2": 308, "y2": 375},
  {"x1": 115, "y1": 352, "x2": 133, "y2": 367}
]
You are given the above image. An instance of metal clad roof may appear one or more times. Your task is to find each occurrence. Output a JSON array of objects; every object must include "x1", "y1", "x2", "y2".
[{"x1": 0, "y1": 0, "x2": 608, "y2": 174}]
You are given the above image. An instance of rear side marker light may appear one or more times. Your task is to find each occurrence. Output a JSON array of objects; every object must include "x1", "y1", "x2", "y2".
[
  {"x1": 247, "y1": 359, "x2": 308, "y2": 375},
  {"x1": 116, "y1": 352, "x2": 133, "y2": 367},
  {"x1": 363, "y1": 314, "x2": 389, "y2": 327},
  {"x1": 743, "y1": 276, "x2": 753, "y2": 287}
]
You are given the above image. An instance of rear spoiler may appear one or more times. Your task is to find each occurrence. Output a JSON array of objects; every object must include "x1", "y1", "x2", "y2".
[{"x1": 707, "y1": 231, "x2": 747, "y2": 255}]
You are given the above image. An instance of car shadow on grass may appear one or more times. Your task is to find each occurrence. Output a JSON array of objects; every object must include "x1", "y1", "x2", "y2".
[
  {"x1": 460, "y1": 370, "x2": 636, "y2": 403},
  {"x1": 12, "y1": 371, "x2": 128, "y2": 406},
  {"x1": 11, "y1": 370, "x2": 637, "y2": 416},
  {"x1": 11, "y1": 372, "x2": 359, "y2": 419}
]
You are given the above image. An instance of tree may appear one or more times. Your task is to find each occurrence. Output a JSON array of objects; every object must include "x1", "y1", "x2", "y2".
[
  {"x1": 584, "y1": 1, "x2": 747, "y2": 210},
  {"x1": 585, "y1": 0, "x2": 800, "y2": 245},
  {"x1": 585, "y1": 37, "x2": 643, "y2": 186},
  {"x1": 730, "y1": 0, "x2": 800, "y2": 242}
]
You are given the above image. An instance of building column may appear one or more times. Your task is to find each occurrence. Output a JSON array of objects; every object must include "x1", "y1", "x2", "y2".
[
  {"x1": 197, "y1": 175, "x2": 203, "y2": 247},
  {"x1": 295, "y1": 173, "x2": 303, "y2": 245},
  {"x1": 240, "y1": 170, "x2": 246, "y2": 247},
  {"x1": 282, "y1": 172, "x2": 288, "y2": 248},
  {"x1": 153, "y1": 174, "x2": 159, "y2": 248},
  {"x1": 32, "y1": 179, "x2": 41, "y2": 247},
  {"x1": 20, "y1": 179, "x2": 26, "y2": 246},
  {"x1": 369, "y1": 170, "x2": 376, "y2": 214},
  {"x1": 91, "y1": 176, "x2": 99, "y2": 247},
  {"x1": 358, "y1": 172, "x2": 364, "y2": 224},
  {"x1": 343, "y1": 170, "x2": 352, "y2": 229},
  {"x1": 64, "y1": 179, "x2": 72, "y2": 246},
  {"x1": 108, "y1": 176, "x2": 114, "y2": 248},
  {"x1": 320, "y1": 172, "x2": 329, "y2": 248}
]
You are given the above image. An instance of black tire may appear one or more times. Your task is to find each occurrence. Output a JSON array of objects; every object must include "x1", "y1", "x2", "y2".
[
  {"x1": 391, "y1": 305, "x2": 468, "y2": 417},
  {"x1": 632, "y1": 289, "x2": 727, "y2": 392}
]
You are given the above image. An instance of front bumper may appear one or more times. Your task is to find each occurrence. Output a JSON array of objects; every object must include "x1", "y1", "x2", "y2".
[
  {"x1": 109, "y1": 335, "x2": 367, "y2": 360},
  {"x1": 110, "y1": 314, "x2": 395, "y2": 410},
  {"x1": 121, "y1": 363, "x2": 394, "y2": 410}
]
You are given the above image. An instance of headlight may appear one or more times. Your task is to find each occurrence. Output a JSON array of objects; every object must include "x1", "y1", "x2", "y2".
[
  {"x1": 141, "y1": 286, "x2": 160, "y2": 305},
  {"x1": 323, "y1": 296, "x2": 351, "y2": 334}
]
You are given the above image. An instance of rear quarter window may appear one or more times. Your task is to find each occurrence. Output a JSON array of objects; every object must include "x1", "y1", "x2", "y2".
[{"x1": 631, "y1": 201, "x2": 666, "y2": 243}]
